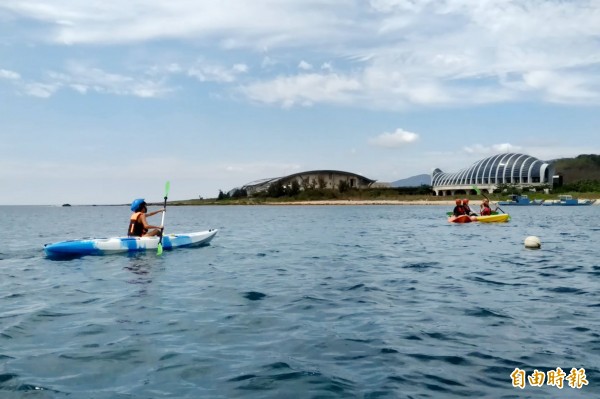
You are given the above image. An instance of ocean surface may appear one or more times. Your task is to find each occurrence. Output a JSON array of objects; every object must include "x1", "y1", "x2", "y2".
[{"x1": 1, "y1": 204, "x2": 599, "y2": 398}]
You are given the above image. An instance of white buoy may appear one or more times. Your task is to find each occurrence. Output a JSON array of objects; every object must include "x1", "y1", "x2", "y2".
[{"x1": 524, "y1": 236, "x2": 541, "y2": 249}]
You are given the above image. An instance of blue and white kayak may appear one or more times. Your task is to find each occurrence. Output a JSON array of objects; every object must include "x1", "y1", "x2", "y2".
[{"x1": 44, "y1": 229, "x2": 218, "y2": 258}]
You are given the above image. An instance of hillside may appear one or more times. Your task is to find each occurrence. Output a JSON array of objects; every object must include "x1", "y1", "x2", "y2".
[
  {"x1": 390, "y1": 174, "x2": 431, "y2": 187},
  {"x1": 553, "y1": 154, "x2": 600, "y2": 183}
]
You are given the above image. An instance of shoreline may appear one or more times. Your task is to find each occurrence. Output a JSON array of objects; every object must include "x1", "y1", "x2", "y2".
[{"x1": 263, "y1": 200, "x2": 458, "y2": 206}]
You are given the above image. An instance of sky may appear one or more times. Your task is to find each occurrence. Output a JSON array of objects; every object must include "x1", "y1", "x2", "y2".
[{"x1": 1, "y1": 0, "x2": 600, "y2": 205}]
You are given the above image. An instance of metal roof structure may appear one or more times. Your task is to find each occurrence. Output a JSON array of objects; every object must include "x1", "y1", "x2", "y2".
[{"x1": 432, "y1": 153, "x2": 554, "y2": 195}]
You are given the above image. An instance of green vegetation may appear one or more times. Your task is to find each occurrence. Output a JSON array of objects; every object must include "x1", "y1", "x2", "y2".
[
  {"x1": 554, "y1": 154, "x2": 600, "y2": 183},
  {"x1": 169, "y1": 185, "x2": 438, "y2": 205}
]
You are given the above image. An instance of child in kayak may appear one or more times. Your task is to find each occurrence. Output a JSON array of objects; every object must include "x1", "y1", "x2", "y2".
[
  {"x1": 453, "y1": 199, "x2": 466, "y2": 216},
  {"x1": 128, "y1": 198, "x2": 164, "y2": 237},
  {"x1": 480, "y1": 199, "x2": 497, "y2": 216},
  {"x1": 463, "y1": 198, "x2": 477, "y2": 216}
]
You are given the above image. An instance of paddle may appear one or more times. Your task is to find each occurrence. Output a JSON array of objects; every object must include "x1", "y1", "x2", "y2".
[
  {"x1": 157, "y1": 181, "x2": 170, "y2": 256},
  {"x1": 472, "y1": 185, "x2": 505, "y2": 214}
]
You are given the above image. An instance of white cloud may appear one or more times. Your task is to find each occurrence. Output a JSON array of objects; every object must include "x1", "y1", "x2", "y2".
[
  {"x1": 0, "y1": 69, "x2": 20, "y2": 80},
  {"x1": 522, "y1": 70, "x2": 600, "y2": 104},
  {"x1": 22, "y1": 82, "x2": 60, "y2": 98},
  {"x1": 298, "y1": 60, "x2": 313, "y2": 70},
  {"x1": 188, "y1": 62, "x2": 248, "y2": 83},
  {"x1": 1, "y1": 0, "x2": 600, "y2": 107},
  {"x1": 239, "y1": 73, "x2": 361, "y2": 108},
  {"x1": 463, "y1": 143, "x2": 522, "y2": 154},
  {"x1": 369, "y1": 128, "x2": 419, "y2": 148},
  {"x1": 18, "y1": 63, "x2": 173, "y2": 98},
  {"x1": 321, "y1": 63, "x2": 333, "y2": 71}
]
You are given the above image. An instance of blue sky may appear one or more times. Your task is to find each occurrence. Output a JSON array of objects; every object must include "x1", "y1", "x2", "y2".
[{"x1": 1, "y1": 0, "x2": 599, "y2": 205}]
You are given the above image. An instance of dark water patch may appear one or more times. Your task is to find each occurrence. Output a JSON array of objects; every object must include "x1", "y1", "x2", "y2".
[
  {"x1": 1, "y1": 293, "x2": 24, "y2": 299},
  {"x1": 538, "y1": 272, "x2": 560, "y2": 278},
  {"x1": 347, "y1": 283, "x2": 365, "y2": 291},
  {"x1": 80, "y1": 297, "x2": 101, "y2": 304},
  {"x1": 546, "y1": 286, "x2": 585, "y2": 294},
  {"x1": 156, "y1": 363, "x2": 187, "y2": 373},
  {"x1": 381, "y1": 348, "x2": 399, "y2": 354},
  {"x1": 35, "y1": 310, "x2": 78, "y2": 318},
  {"x1": 243, "y1": 291, "x2": 267, "y2": 301},
  {"x1": 386, "y1": 375, "x2": 408, "y2": 384},
  {"x1": 423, "y1": 373, "x2": 465, "y2": 387},
  {"x1": 363, "y1": 390, "x2": 398, "y2": 398},
  {"x1": 231, "y1": 364, "x2": 356, "y2": 396},
  {"x1": 563, "y1": 266, "x2": 583, "y2": 272},
  {"x1": 465, "y1": 351, "x2": 510, "y2": 363},
  {"x1": 402, "y1": 262, "x2": 440, "y2": 270},
  {"x1": 407, "y1": 353, "x2": 470, "y2": 366},
  {"x1": 297, "y1": 295, "x2": 329, "y2": 303},
  {"x1": 464, "y1": 307, "x2": 511, "y2": 319},
  {"x1": 467, "y1": 276, "x2": 525, "y2": 286},
  {"x1": 76, "y1": 324, "x2": 107, "y2": 336},
  {"x1": 159, "y1": 353, "x2": 180, "y2": 361},
  {"x1": 571, "y1": 326, "x2": 590, "y2": 332},
  {"x1": 0, "y1": 373, "x2": 17, "y2": 383},
  {"x1": 228, "y1": 374, "x2": 257, "y2": 382},
  {"x1": 423, "y1": 332, "x2": 454, "y2": 341},
  {"x1": 0, "y1": 373, "x2": 59, "y2": 394},
  {"x1": 58, "y1": 353, "x2": 98, "y2": 361}
]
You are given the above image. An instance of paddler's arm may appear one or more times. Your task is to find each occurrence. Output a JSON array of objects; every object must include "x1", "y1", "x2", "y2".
[
  {"x1": 147, "y1": 209, "x2": 165, "y2": 217},
  {"x1": 140, "y1": 213, "x2": 163, "y2": 229}
]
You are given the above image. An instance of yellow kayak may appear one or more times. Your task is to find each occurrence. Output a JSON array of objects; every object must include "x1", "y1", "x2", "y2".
[{"x1": 472, "y1": 214, "x2": 510, "y2": 223}]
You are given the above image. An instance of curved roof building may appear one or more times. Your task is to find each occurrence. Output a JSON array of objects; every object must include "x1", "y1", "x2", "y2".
[
  {"x1": 432, "y1": 153, "x2": 554, "y2": 196},
  {"x1": 238, "y1": 170, "x2": 376, "y2": 195}
]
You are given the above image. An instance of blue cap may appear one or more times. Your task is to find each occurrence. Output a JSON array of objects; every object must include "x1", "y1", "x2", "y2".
[{"x1": 130, "y1": 198, "x2": 145, "y2": 212}]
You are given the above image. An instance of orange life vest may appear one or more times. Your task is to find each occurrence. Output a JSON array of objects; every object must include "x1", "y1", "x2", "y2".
[{"x1": 128, "y1": 212, "x2": 147, "y2": 237}]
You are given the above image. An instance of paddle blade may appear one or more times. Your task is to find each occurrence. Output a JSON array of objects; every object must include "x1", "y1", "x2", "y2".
[
  {"x1": 164, "y1": 181, "x2": 170, "y2": 198},
  {"x1": 157, "y1": 242, "x2": 163, "y2": 256}
]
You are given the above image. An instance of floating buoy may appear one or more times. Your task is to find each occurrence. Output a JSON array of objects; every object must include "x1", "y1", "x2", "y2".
[{"x1": 524, "y1": 236, "x2": 541, "y2": 249}]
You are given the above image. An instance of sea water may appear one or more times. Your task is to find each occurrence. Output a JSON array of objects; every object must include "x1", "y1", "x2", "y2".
[{"x1": 0, "y1": 204, "x2": 599, "y2": 398}]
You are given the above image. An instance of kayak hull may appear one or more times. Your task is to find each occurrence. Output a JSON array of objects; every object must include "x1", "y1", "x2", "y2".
[
  {"x1": 448, "y1": 215, "x2": 474, "y2": 223},
  {"x1": 448, "y1": 214, "x2": 510, "y2": 223},
  {"x1": 44, "y1": 229, "x2": 218, "y2": 258},
  {"x1": 473, "y1": 214, "x2": 510, "y2": 223}
]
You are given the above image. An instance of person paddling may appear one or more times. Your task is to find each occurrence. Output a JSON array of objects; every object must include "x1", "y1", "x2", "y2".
[
  {"x1": 453, "y1": 199, "x2": 466, "y2": 216},
  {"x1": 479, "y1": 199, "x2": 497, "y2": 216},
  {"x1": 463, "y1": 198, "x2": 477, "y2": 216},
  {"x1": 128, "y1": 198, "x2": 164, "y2": 237}
]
